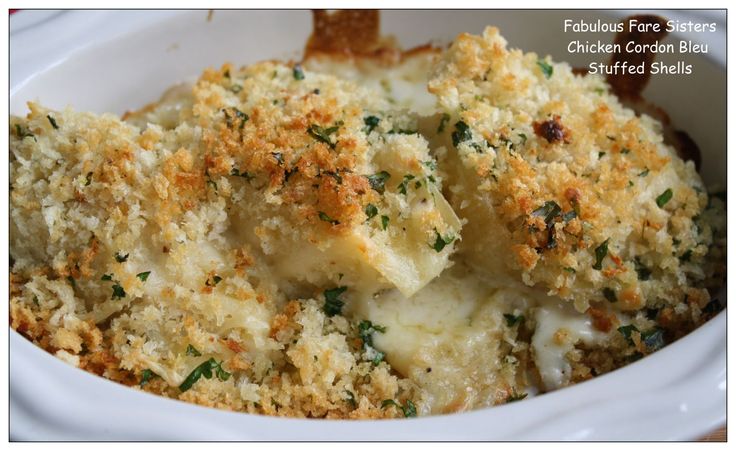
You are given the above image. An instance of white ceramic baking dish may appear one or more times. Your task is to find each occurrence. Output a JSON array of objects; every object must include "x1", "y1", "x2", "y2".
[{"x1": 9, "y1": 9, "x2": 726, "y2": 440}]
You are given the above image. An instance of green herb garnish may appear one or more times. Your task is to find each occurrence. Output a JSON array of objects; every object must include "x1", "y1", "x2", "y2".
[
  {"x1": 364, "y1": 204, "x2": 378, "y2": 220},
  {"x1": 641, "y1": 328, "x2": 665, "y2": 351},
  {"x1": 364, "y1": 115, "x2": 380, "y2": 134},
  {"x1": 451, "y1": 121, "x2": 472, "y2": 148},
  {"x1": 140, "y1": 369, "x2": 157, "y2": 387},
  {"x1": 397, "y1": 174, "x2": 415, "y2": 195},
  {"x1": 358, "y1": 320, "x2": 386, "y2": 348},
  {"x1": 14, "y1": 124, "x2": 36, "y2": 140},
  {"x1": 380, "y1": 215, "x2": 389, "y2": 230},
  {"x1": 656, "y1": 188, "x2": 673, "y2": 208},
  {"x1": 308, "y1": 122, "x2": 342, "y2": 149},
  {"x1": 345, "y1": 391, "x2": 357, "y2": 408},
  {"x1": 367, "y1": 171, "x2": 391, "y2": 194},
  {"x1": 111, "y1": 282, "x2": 126, "y2": 300},
  {"x1": 136, "y1": 271, "x2": 151, "y2": 282},
  {"x1": 638, "y1": 168, "x2": 650, "y2": 177},
  {"x1": 47, "y1": 115, "x2": 59, "y2": 129},
  {"x1": 293, "y1": 64, "x2": 305, "y2": 80},
  {"x1": 115, "y1": 252, "x2": 129, "y2": 263},
  {"x1": 381, "y1": 399, "x2": 417, "y2": 417},
  {"x1": 186, "y1": 344, "x2": 202, "y2": 357},
  {"x1": 431, "y1": 229, "x2": 455, "y2": 252},
  {"x1": 537, "y1": 59, "x2": 554, "y2": 79},
  {"x1": 318, "y1": 211, "x2": 339, "y2": 225},
  {"x1": 506, "y1": 389, "x2": 528, "y2": 403},
  {"x1": 323, "y1": 286, "x2": 348, "y2": 317},
  {"x1": 205, "y1": 275, "x2": 222, "y2": 287},
  {"x1": 592, "y1": 238, "x2": 610, "y2": 270},
  {"x1": 101, "y1": 273, "x2": 113, "y2": 281},
  {"x1": 503, "y1": 313, "x2": 524, "y2": 327},
  {"x1": 531, "y1": 200, "x2": 562, "y2": 225},
  {"x1": 230, "y1": 167, "x2": 254, "y2": 180},
  {"x1": 633, "y1": 258, "x2": 651, "y2": 280},
  {"x1": 617, "y1": 324, "x2": 639, "y2": 345},
  {"x1": 602, "y1": 287, "x2": 617, "y2": 303},
  {"x1": 179, "y1": 358, "x2": 231, "y2": 392},
  {"x1": 422, "y1": 160, "x2": 437, "y2": 171}
]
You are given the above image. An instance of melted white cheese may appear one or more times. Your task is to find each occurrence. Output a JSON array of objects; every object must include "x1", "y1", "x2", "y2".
[{"x1": 532, "y1": 303, "x2": 609, "y2": 390}]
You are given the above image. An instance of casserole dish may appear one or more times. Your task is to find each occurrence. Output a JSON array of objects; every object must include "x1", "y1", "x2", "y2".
[{"x1": 9, "y1": 9, "x2": 726, "y2": 440}]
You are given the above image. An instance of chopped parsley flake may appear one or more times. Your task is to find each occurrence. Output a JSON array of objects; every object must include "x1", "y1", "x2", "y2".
[
  {"x1": 380, "y1": 215, "x2": 389, "y2": 230},
  {"x1": 561, "y1": 210, "x2": 577, "y2": 222},
  {"x1": 367, "y1": 171, "x2": 391, "y2": 194},
  {"x1": 308, "y1": 122, "x2": 342, "y2": 149},
  {"x1": 140, "y1": 369, "x2": 157, "y2": 387},
  {"x1": 506, "y1": 389, "x2": 528, "y2": 403},
  {"x1": 101, "y1": 273, "x2": 113, "y2": 281},
  {"x1": 47, "y1": 115, "x2": 59, "y2": 129},
  {"x1": 233, "y1": 109, "x2": 249, "y2": 128},
  {"x1": 111, "y1": 282, "x2": 126, "y2": 300},
  {"x1": 358, "y1": 320, "x2": 386, "y2": 348},
  {"x1": 323, "y1": 286, "x2": 347, "y2": 317},
  {"x1": 358, "y1": 320, "x2": 387, "y2": 366},
  {"x1": 364, "y1": 115, "x2": 380, "y2": 134},
  {"x1": 14, "y1": 124, "x2": 36, "y2": 141},
  {"x1": 602, "y1": 287, "x2": 617, "y2": 303},
  {"x1": 364, "y1": 204, "x2": 378, "y2": 220},
  {"x1": 318, "y1": 211, "x2": 339, "y2": 225},
  {"x1": 397, "y1": 174, "x2": 415, "y2": 195},
  {"x1": 179, "y1": 358, "x2": 231, "y2": 392},
  {"x1": 563, "y1": 267, "x2": 576, "y2": 273},
  {"x1": 271, "y1": 152, "x2": 284, "y2": 165},
  {"x1": 621, "y1": 148, "x2": 631, "y2": 154},
  {"x1": 85, "y1": 172, "x2": 93, "y2": 186},
  {"x1": 205, "y1": 275, "x2": 223, "y2": 287},
  {"x1": 638, "y1": 168, "x2": 650, "y2": 177},
  {"x1": 186, "y1": 344, "x2": 202, "y2": 357},
  {"x1": 345, "y1": 390, "x2": 357, "y2": 408},
  {"x1": 422, "y1": 160, "x2": 437, "y2": 171},
  {"x1": 230, "y1": 167, "x2": 254, "y2": 180},
  {"x1": 230, "y1": 84, "x2": 243, "y2": 93},
  {"x1": 431, "y1": 229, "x2": 455, "y2": 252},
  {"x1": 503, "y1": 313, "x2": 524, "y2": 327},
  {"x1": 136, "y1": 271, "x2": 151, "y2": 282},
  {"x1": 537, "y1": 59, "x2": 554, "y2": 79},
  {"x1": 292, "y1": 64, "x2": 305, "y2": 80},
  {"x1": 592, "y1": 238, "x2": 610, "y2": 270},
  {"x1": 451, "y1": 121, "x2": 472, "y2": 148},
  {"x1": 656, "y1": 188, "x2": 673, "y2": 208},
  {"x1": 634, "y1": 258, "x2": 651, "y2": 280},
  {"x1": 641, "y1": 328, "x2": 665, "y2": 351},
  {"x1": 115, "y1": 252, "x2": 129, "y2": 263},
  {"x1": 531, "y1": 200, "x2": 562, "y2": 225},
  {"x1": 381, "y1": 399, "x2": 417, "y2": 417},
  {"x1": 617, "y1": 324, "x2": 639, "y2": 345}
]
